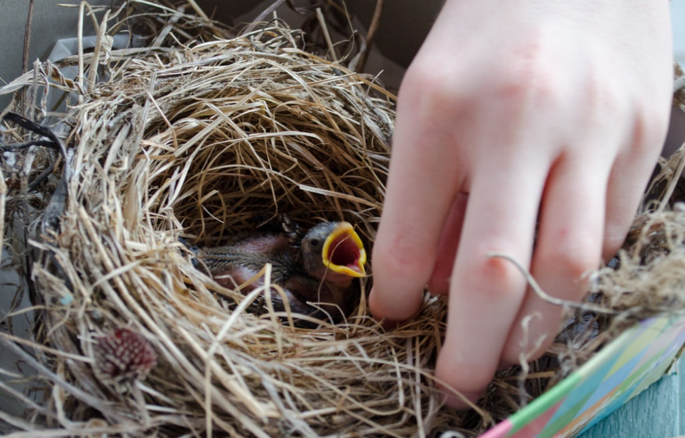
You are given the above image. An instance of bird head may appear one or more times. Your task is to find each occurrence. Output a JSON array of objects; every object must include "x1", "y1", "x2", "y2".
[{"x1": 300, "y1": 221, "x2": 367, "y2": 286}]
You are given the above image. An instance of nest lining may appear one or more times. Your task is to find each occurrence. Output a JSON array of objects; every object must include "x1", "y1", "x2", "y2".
[
  {"x1": 3, "y1": 12, "x2": 463, "y2": 437},
  {"x1": 1, "y1": 1, "x2": 685, "y2": 437}
]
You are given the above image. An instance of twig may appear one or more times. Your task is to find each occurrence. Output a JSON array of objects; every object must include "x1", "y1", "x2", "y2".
[
  {"x1": 285, "y1": 0, "x2": 309, "y2": 14},
  {"x1": 0, "y1": 332, "x2": 89, "y2": 362},
  {"x1": 2, "y1": 113, "x2": 67, "y2": 158},
  {"x1": 0, "y1": 168, "x2": 6, "y2": 265},
  {"x1": 0, "y1": 409, "x2": 42, "y2": 433},
  {"x1": 20, "y1": 0, "x2": 35, "y2": 115},
  {"x1": 21, "y1": 0, "x2": 35, "y2": 75},
  {"x1": 87, "y1": 10, "x2": 110, "y2": 92},
  {"x1": 656, "y1": 149, "x2": 685, "y2": 214},
  {"x1": 355, "y1": 0, "x2": 384, "y2": 73},
  {"x1": 27, "y1": 160, "x2": 57, "y2": 192},
  {"x1": 1, "y1": 112, "x2": 71, "y2": 280},
  {"x1": 487, "y1": 252, "x2": 617, "y2": 314},
  {"x1": 0, "y1": 380, "x2": 54, "y2": 418},
  {"x1": 244, "y1": 0, "x2": 287, "y2": 35},
  {"x1": 0, "y1": 336, "x2": 120, "y2": 419},
  {"x1": 0, "y1": 140, "x2": 60, "y2": 151},
  {"x1": 77, "y1": 1, "x2": 85, "y2": 104},
  {"x1": 316, "y1": 8, "x2": 338, "y2": 62},
  {"x1": 185, "y1": 0, "x2": 209, "y2": 21}
]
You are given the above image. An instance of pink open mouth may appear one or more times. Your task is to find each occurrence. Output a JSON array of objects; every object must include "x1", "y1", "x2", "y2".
[
  {"x1": 328, "y1": 234, "x2": 363, "y2": 273},
  {"x1": 322, "y1": 223, "x2": 367, "y2": 277}
]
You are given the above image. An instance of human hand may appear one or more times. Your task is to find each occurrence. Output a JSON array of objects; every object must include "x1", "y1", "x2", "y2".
[{"x1": 370, "y1": 0, "x2": 673, "y2": 407}]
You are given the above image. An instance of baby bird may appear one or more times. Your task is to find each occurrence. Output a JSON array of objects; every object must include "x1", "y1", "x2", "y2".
[{"x1": 189, "y1": 220, "x2": 367, "y2": 323}]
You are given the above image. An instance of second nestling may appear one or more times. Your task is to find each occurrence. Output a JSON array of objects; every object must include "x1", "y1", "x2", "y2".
[{"x1": 185, "y1": 217, "x2": 367, "y2": 324}]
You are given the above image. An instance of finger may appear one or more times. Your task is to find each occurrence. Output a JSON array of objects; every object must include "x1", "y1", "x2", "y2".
[
  {"x1": 501, "y1": 155, "x2": 609, "y2": 365},
  {"x1": 603, "y1": 115, "x2": 669, "y2": 260},
  {"x1": 428, "y1": 193, "x2": 468, "y2": 295},
  {"x1": 435, "y1": 152, "x2": 548, "y2": 406},
  {"x1": 370, "y1": 85, "x2": 466, "y2": 322},
  {"x1": 602, "y1": 155, "x2": 654, "y2": 261}
]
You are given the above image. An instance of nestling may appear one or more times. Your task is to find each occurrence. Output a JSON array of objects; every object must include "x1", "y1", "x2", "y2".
[{"x1": 186, "y1": 219, "x2": 367, "y2": 323}]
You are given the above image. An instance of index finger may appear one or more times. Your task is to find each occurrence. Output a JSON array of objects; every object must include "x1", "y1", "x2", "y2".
[{"x1": 370, "y1": 86, "x2": 465, "y2": 323}]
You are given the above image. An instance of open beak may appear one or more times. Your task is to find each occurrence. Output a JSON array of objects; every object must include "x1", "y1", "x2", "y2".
[{"x1": 322, "y1": 222, "x2": 367, "y2": 277}]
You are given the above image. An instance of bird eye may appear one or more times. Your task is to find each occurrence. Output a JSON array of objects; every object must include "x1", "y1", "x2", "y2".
[{"x1": 310, "y1": 238, "x2": 320, "y2": 247}]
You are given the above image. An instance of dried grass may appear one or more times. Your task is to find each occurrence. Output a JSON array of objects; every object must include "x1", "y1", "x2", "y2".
[{"x1": 0, "y1": 1, "x2": 684, "y2": 436}]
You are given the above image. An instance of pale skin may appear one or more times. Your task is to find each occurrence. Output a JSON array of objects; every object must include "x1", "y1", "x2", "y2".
[{"x1": 370, "y1": 0, "x2": 673, "y2": 407}]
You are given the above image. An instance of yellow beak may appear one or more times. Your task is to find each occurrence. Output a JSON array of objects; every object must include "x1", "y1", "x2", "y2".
[{"x1": 322, "y1": 222, "x2": 367, "y2": 277}]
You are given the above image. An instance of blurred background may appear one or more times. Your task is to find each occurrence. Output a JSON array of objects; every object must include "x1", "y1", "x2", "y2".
[{"x1": 675, "y1": 1, "x2": 685, "y2": 63}]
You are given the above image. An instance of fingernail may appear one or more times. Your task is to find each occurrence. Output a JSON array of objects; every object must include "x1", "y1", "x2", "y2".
[
  {"x1": 443, "y1": 390, "x2": 482, "y2": 410},
  {"x1": 380, "y1": 318, "x2": 402, "y2": 330},
  {"x1": 426, "y1": 279, "x2": 449, "y2": 296},
  {"x1": 497, "y1": 360, "x2": 515, "y2": 371},
  {"x1": 369, "y1": 287, "x2": 417, "y2": 328}
]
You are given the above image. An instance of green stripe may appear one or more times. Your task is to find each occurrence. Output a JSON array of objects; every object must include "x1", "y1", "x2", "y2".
[
  {"x1": 507, "y1": 372, "x2": 582, "y2": 436},
  {"x1": 508, "y1": 322, "x2": 648, "y2": 436}
]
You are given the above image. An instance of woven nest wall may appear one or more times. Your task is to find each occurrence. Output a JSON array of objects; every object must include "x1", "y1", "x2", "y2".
[
  {"x1": 2, "y1": 2, "x2": 685, "y2": 437},
  {"x1": 1, "y1": 14, "x2": 471, "y2": 436}
]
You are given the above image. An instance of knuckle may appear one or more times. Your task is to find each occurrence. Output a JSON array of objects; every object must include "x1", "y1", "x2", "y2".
[
  {"x1": 502, "y1": 335, "x2": 551, "y2": 365},
  {"x1": 582, "y1": 74, "x2": 669, "y2": 153},
  {"x1": 492, "y1": 35, "x2": 559, "y2": 107},
  {"x1": 436, "y1": 356, "x2": 492, "y2": 394},
  {"x1": 631, "y1": 108, "x2": 670, "y2": 154},
  {"x1": 400, "y1": 62, "x2": 467, "y2": 115},
  {"x1": 493, "y1": 66, "x2": 557, "y2": 106},
  {"x1": 372, "y1": 233, "x2": 434, "y2": 283},
  {"x1": 579, "y1": 63, "x2": 624, "y2": 111},
  {"x1": 469, "y1": 254, "x2": 527, "y2": 297},
  {"x1": 602, "y1": 232, "x2": 626, "y2": 260},
  {"x1": 369, "y1": 291, "x2": 417, "y2": 322},
  {"x1": 539, "y1": 244, "x2": 599, "y2": 281},
  {"x1": 396, "y1": 64, "x2": 473, "y2": 152}
]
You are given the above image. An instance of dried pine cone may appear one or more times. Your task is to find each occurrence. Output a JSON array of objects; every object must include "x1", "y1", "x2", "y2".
[{"x1": 92, "y1": 328, "x2": 157, "y2": 386}]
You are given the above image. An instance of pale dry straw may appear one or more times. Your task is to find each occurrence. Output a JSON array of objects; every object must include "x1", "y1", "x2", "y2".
[{"x1": 0, "y1": 1, "x2": 684, "y2": 437}]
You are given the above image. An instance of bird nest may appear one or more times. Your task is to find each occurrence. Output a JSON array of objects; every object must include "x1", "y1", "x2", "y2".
[{"x1": 1, "y1": 1, "x2": 685, "y2": 437}]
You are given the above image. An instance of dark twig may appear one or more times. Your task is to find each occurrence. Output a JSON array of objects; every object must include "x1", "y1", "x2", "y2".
[
  {"x1": 245, "y1": 0, "x2": 288, "y2": 35},
  {"x1": 285, "y1": 0, "x2": 309, "y2": 14},
  {"x1": 243, "y1": 0, "x2": 309, "y2": 35},
  {"x1": 0, "y1": 133, "x2": 60, "y2": 192},
  {"x1": 1, "y1": 113, "x2": 71, "y2": 284},
  {"x1": 22, "y1": 0, "x2": 35, "y2": 75},
  {"x1": 0, "y1": 140, "x2": 60, "y2": 151},
  {"x1": 28, "y1": 160, "x2": 57, "y2": 192},
  {"x1": 2, "y1": 113, "x2": 67, "y2": 157},
  {"x1": 21, "y1": 0, "x2": 35, "y2": 115},
  {"x1": 1, "y1": 112, "x2": 68, "y2": 224},
  {"x1": 355, "y1": 0, "x2": 384, "y2": 73}
]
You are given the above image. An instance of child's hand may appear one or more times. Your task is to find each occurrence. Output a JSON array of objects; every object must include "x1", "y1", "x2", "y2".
[{"x1": 370, "y1": 0, "x2": 672, "y2": 407}]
